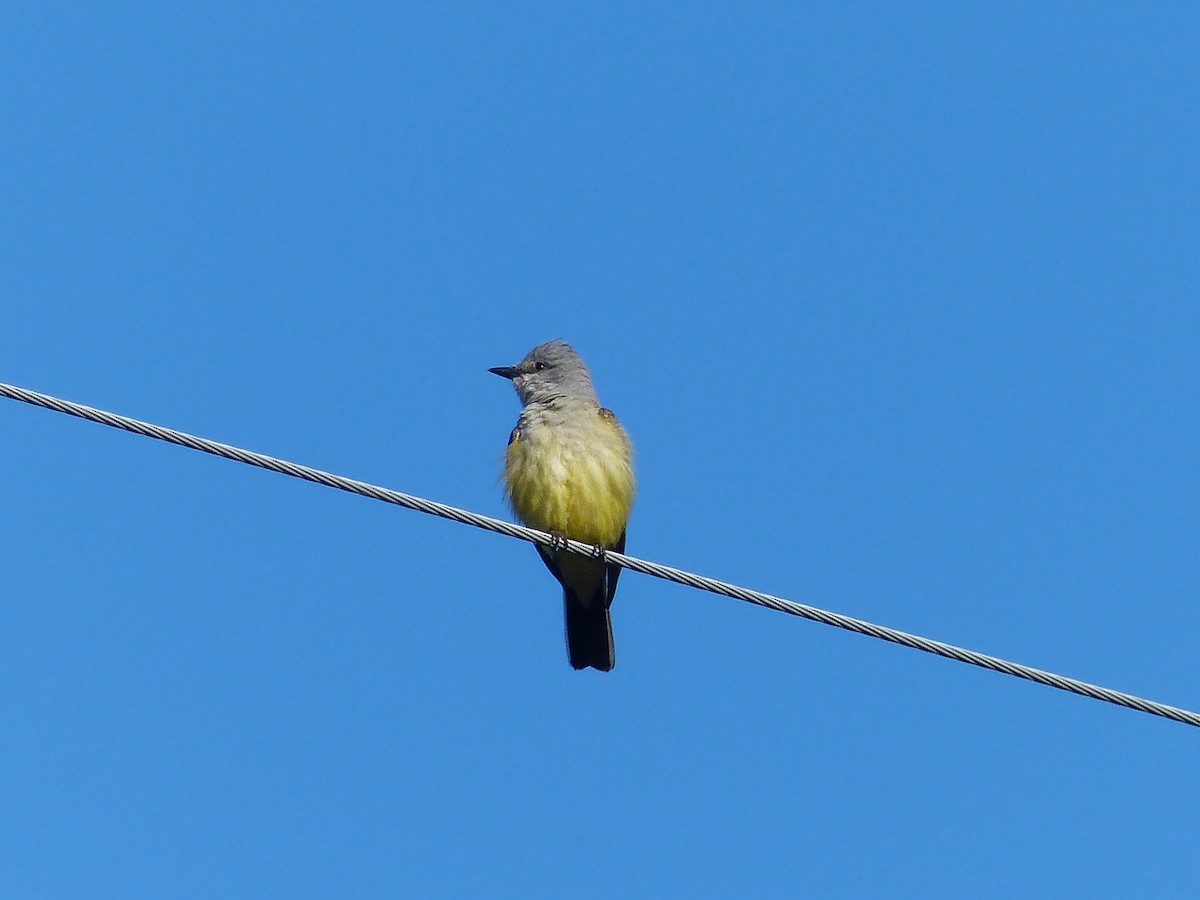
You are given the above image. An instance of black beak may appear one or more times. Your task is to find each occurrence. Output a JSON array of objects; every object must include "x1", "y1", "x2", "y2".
[{"x1": 488, "y1": 365, "x2": 520, "y2": 379}]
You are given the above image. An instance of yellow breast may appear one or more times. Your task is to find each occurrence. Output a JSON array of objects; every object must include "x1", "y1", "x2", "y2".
[{"x1": 504, "y1": 402, "x2": 635, "y2": 547}]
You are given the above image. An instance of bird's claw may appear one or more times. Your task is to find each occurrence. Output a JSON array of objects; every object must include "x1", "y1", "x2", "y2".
[{"x1": 545, "y1": 533, "x2": 606, "y2": 561}]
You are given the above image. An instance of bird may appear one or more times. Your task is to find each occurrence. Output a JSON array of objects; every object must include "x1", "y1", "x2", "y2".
[{"x1": 489, "y1": 340, "x2": 635, "y2": 671}]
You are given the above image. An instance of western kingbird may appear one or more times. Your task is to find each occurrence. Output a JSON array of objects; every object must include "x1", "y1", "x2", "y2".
[{"x1": 490, "y1": 340, "x2": 635, "y2": 671}]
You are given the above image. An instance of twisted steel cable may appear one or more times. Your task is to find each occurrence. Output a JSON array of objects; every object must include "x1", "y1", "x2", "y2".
[{"x1": 3, "y1": 380, "x2": 1197, "y2": 728}]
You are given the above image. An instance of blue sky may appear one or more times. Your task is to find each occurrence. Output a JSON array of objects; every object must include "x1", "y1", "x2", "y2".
[{"x1": 3, "y1": 3, "x2": 1198, "y2": 897}]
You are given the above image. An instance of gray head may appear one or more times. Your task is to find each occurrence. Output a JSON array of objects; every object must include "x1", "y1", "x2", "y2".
[{"x1": 489, "y1": 339, "x2": 599, "y2": 406}]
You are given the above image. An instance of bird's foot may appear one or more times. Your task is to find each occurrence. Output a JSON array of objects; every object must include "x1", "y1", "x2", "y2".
[{"x1": 547, "y1": 531, "x2": 568, "y2": 553}]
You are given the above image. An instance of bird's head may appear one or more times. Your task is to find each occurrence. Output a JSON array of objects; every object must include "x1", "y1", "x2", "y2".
[{"x1": 489, "y1": 339, "x2": 598, "y2": 406}]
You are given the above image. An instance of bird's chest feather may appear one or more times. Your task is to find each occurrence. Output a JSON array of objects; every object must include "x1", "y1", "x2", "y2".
[{"x1": 504, "y1": 411, "x2": 633, "y2": 545}]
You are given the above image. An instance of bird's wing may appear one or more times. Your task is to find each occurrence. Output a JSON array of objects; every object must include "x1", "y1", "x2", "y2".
[{"x1": 605, "y1": 528, "x2": 626, "y2": 608}]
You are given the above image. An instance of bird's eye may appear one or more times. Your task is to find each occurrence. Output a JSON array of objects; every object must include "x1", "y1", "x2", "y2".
[{"x1": 534, "y1": 362, "x2": 547, "y2": 372}]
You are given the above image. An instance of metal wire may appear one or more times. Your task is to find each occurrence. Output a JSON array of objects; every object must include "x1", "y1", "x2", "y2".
[{"x1": 3, "y1": 379, "x2": 1197, "y2": 728}]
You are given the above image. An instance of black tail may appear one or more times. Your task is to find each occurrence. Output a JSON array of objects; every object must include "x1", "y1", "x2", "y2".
[{"x1": 563, "y1": 585, "x2": 615, "y2": 672}]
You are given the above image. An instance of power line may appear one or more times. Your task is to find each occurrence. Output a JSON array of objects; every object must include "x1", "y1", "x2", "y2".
[{"x1": 2, "y1": 379, "x2": 1197, "y2": 729}]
